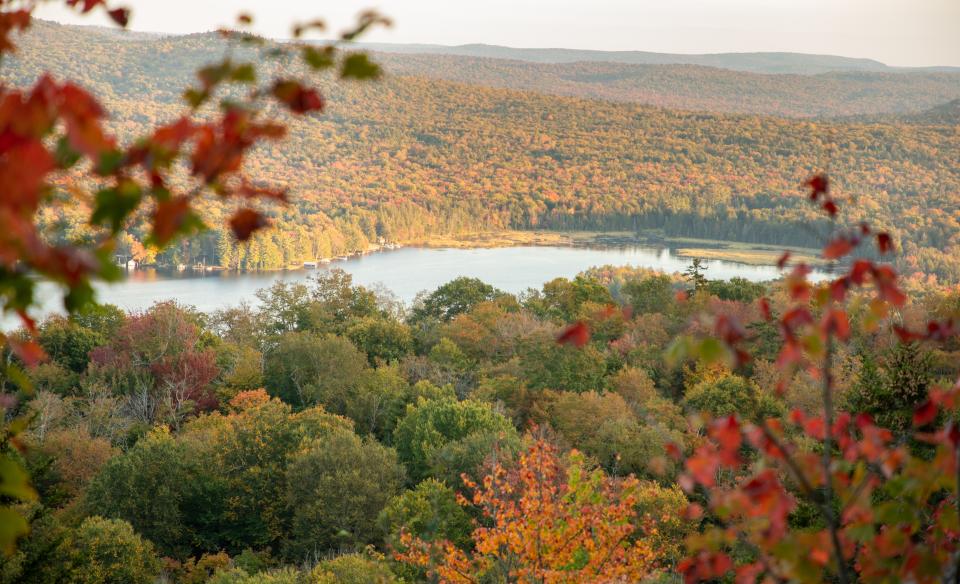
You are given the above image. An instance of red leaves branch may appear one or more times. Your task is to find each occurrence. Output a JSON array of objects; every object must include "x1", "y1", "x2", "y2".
[
  {"x1": 271, "y1": 80, "x2": 325, "y2": 114},
  {"x1": 678, "y1": 175, "x2": 956, "y2": 583}
]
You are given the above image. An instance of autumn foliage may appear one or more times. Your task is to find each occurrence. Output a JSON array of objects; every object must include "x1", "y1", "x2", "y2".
[
  {"x1": 395, "y1": 436, "x2": 659, "y2": 583},
  {"x1": 670, "y1": 176, "x2": 960, "y2": 583},
  {"x1": 543, "y1": 173, "x2": 960, "y2": 582},
  {"x1": 0, "y1": 0, "x2": 386, "y2": 554},
  {"x1": 0, "y1": 0, "x2": 387, "y2": 338},
  {"x1": 4, "y1": 1, "x2": 960, "y2": 581}
]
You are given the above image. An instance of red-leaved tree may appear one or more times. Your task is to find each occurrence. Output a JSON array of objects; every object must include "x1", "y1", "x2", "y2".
[
  {"x1": 552, "y1": 174, "x2": 960, "y2": 582},
  {"x1": 0, "y1": 0, "x2": 387, "y2": 552},
  {"x1": 671, "y1": 177, "x2": 960, "y2": 583}
]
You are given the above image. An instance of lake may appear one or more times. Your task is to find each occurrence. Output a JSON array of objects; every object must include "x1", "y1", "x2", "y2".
[{"x1": 29, "y1": 244, "x2": 829, "y2": 320}]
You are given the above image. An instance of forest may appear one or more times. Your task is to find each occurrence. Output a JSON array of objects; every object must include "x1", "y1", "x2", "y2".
[
  {"x1": 378, "y1": 53, "x2": 960, "y2": 117},
  {"x1": 2, "y1": 259, "x2": 956, "y2": 583},
  {"x1": 356, "y1": 41, "x2": 960, "y2": 75},
  {"x1": 5, "y1": 4, "x2": 960, "y2": 581},
  {"x1": 4, "y1": 21, "x2": 960, "y2": 282}
]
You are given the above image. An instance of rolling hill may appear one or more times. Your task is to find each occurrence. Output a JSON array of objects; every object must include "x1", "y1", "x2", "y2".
[
  {"x1": 357, "y1": 42, "x2": 960, "y2": 75},
  {"x1": 375, "y1": 53, "x2": 960, "y2": 117},
  {"x1": 5, "y1": 20, "x2": 960, "y2": 282}
]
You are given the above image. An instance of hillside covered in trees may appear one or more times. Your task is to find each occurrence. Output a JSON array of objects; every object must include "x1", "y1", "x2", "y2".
[
  {"x1": 346, "y1": 41, "x2": 960, "y2": 75},
  {"x1": 377, "y1": 53, "x2": 960, "y2": 117},
  {"x1": 4, "y1": 21, "x2": 960, "y2": 281},
  {"x1": 6, "y1": 262, "x2": 959, "y2": 582},
  {"x1": 7, "y1": 3, "x2": 960, "y2": 582}
]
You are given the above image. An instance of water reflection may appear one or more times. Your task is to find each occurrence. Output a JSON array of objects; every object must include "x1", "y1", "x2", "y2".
[{"x1": 25, "y1": 244, "x2": 830, "y2": 324}]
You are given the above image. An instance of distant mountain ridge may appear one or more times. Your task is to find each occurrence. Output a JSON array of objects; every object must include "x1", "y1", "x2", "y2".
[
  {"x1": 355, "y1": 42, "x2": 960, "y2": 75},
  {"x1": 32, "y1": 19, "x2": 960, "y2": 75},
  {"x1": 5, "y1": 19, "x2": 960, "y2": 282},
  {"x1": 18, "y1": 20, "x2": 960, "y2": 118},
  {"x1": 375, "y1": 53, "x2": 960, "y2": 117}
]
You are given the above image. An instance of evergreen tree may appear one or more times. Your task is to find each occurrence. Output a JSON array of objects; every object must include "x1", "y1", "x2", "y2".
[{"x1": 684, "y1": 258, "x2": 708, "y2": 292}]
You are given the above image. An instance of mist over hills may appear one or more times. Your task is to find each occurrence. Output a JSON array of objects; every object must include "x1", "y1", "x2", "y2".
[
  {"x1": 358, "y1": 42, "x2": 960, "y2": 75},
  {"x1": 35, "y1": 18, "x2": 960, "y2": 75}
]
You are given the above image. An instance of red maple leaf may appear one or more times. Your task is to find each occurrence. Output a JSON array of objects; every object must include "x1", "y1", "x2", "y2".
[
  {"x1": 557, "y1": 321, "x2": 590, "y2": 347},
  {"x1": 229, "y1": 208, "x2": 268, "y2": 241}
]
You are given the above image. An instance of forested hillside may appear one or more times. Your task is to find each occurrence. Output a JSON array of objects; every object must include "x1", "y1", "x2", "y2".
[
  {"x1": 7, "y1": 262, "x2": 960, "y2": 582},
  {"x1": 5, "y1": 21, "x2": 960, "y2": 280},
  {"x1": 378, "y1": 53, "x2": 960, "y2": 117},
  {"x1": 8, "y1": 4, "x2": 960, "y2": 582},
  {"x1": 360, "y1": 41, "x2": 960, "y2": 75}
]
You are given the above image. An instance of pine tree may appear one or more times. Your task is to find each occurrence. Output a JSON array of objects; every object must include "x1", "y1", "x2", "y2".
[{"x1": 684, "y1": 258, "x2": 708, "y2": 292}]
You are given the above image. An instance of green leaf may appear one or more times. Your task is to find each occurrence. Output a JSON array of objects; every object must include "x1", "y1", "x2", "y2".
[
  {"x1": 664, "y1": 336, "x2": 692, "y2": 368},
  {"x1": 230, "y1": 63, "x2": 256, "y2": 83},
  {"x1": 562, "y1": 546, "x2": 591, "y2": 571},
  {"x1": 875, "y1": 500, "x2": 916, "y2": 525},
  {"x1": 0, "y1": 458, "x2": 35, "y2": 502},
  {"x1": 0, "y1": 270, "x2": 35, "y2": 313},
  {"x1": 150, "y1": 186, "x2": 172, "y2": 202},
  {"x1": 184, "y1": 88, "x2": 208, "y2": 108},
  {"x1": 845, "y1": 522, "x2": 875, "y2": 543},
  {"x1": 0, "y1": 507, "x2": 29, "y2": 557},
  {"x1": 54, "y1": 136, "x2": 81, "y2": 169},
  {"x1": 64, "y1": 281, "x2": 96, "y2": 314},
  {"x1": 303, "y1": 45, "x2": 335, "y2": 70},
  {"x1": 3, "y1": 365, "x2": 32, "y2": 395},
  {"x1": 91, "y1": 183, "x2": 142, "y2": 234},
  {"x1": 198, "y1": 62, "x2": 231, "y2": 87},
  {"x1": 340, "y1": 53, "x2": 381, "y2": 80},
  {"x1": 95, "y1": 149, "x2": 125, "y2": 175},
  {"x1": 697, "y1": 337, "x2": 727, "y2": 365},
  {"x1": 95, "y1": 249, "x2": 124, "y2": 283},
  {"x1": 219, "y1": 98, "x2": 243, "y2": 112}
]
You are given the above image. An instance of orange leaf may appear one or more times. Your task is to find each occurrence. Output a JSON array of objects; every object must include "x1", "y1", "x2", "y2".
[
  {"x1": 823, "y1": 238, "x2": 854, "y2": 260},
  {"x1": 9, "y1": 338, "x2": 47, "y2": 367},
  {"x1": 272, "y1": 81, "x2": 324, "y2": 114},
  {"x1": 152, "y1": 197, "x2": 191, "y2": 245},
  {"x1": 15, "y1": 310, "x2": 37, "y2": 334},
  {"x1": 876, "y1": 232, "x2": 894, "y2": 255},
  {"x1": 0, "y1": 140, "x2": 54, "y2": 212},
  {"x1": 712, "y1": 415, "x2": 742, "y2": 462},
  {"x1": 759, "y1": 297, "x2": 772, "y2": 321},
  {"x1": 810, "y1": 548, "x2": 830, "y2": 566},
  {"x1": 108, "y1": 8, "x2": 129, "y2": 27},
  {"x1": 824, "y1": 308, "x2": 850, "y2": 341},
  {"x1": 0, "y1": 10, "x2": 32, "y2": 53},
  {"x1": 777, "y1": 251, "x2": 791, "y2": 269},
  {"x1": 237, "y1": 181, "x2": 288, "y2": 202},
  {"x1": 229, "y1": 208, "x2": 268, "y2": 241},
  {"x1": 913, "y1": 400, "x2": 937, "y2": 427},
  {"x1": 805, "y1": 174, "x2": 829, "y2": 200}
]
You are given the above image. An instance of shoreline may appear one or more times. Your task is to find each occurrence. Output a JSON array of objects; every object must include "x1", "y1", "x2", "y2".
[
  {"x1": 400, "y1": 230, "x2": 825, "y2": 267},
  {"x1": 139, "y1": 230, "x2": 824, "y2": 273}
]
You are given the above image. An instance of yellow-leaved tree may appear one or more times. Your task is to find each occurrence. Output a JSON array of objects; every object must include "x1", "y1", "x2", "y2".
[{"x1": 396, "y1": 437, "x2": 662, "y2": 583}]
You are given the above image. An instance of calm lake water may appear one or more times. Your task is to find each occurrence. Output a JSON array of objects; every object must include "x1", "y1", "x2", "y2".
[{"x1": 29, "y1": 245, "x2": 829, "y2": 320}]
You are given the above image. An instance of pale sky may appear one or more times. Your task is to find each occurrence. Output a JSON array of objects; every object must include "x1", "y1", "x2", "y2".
[{"x1": 37, "y1": 0, "x2": 960, "y2": 67}]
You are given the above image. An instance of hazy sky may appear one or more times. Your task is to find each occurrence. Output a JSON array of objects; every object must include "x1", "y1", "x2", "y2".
[{"x1": 37, "y1": 0, "x2": 960, "y2": 67}]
